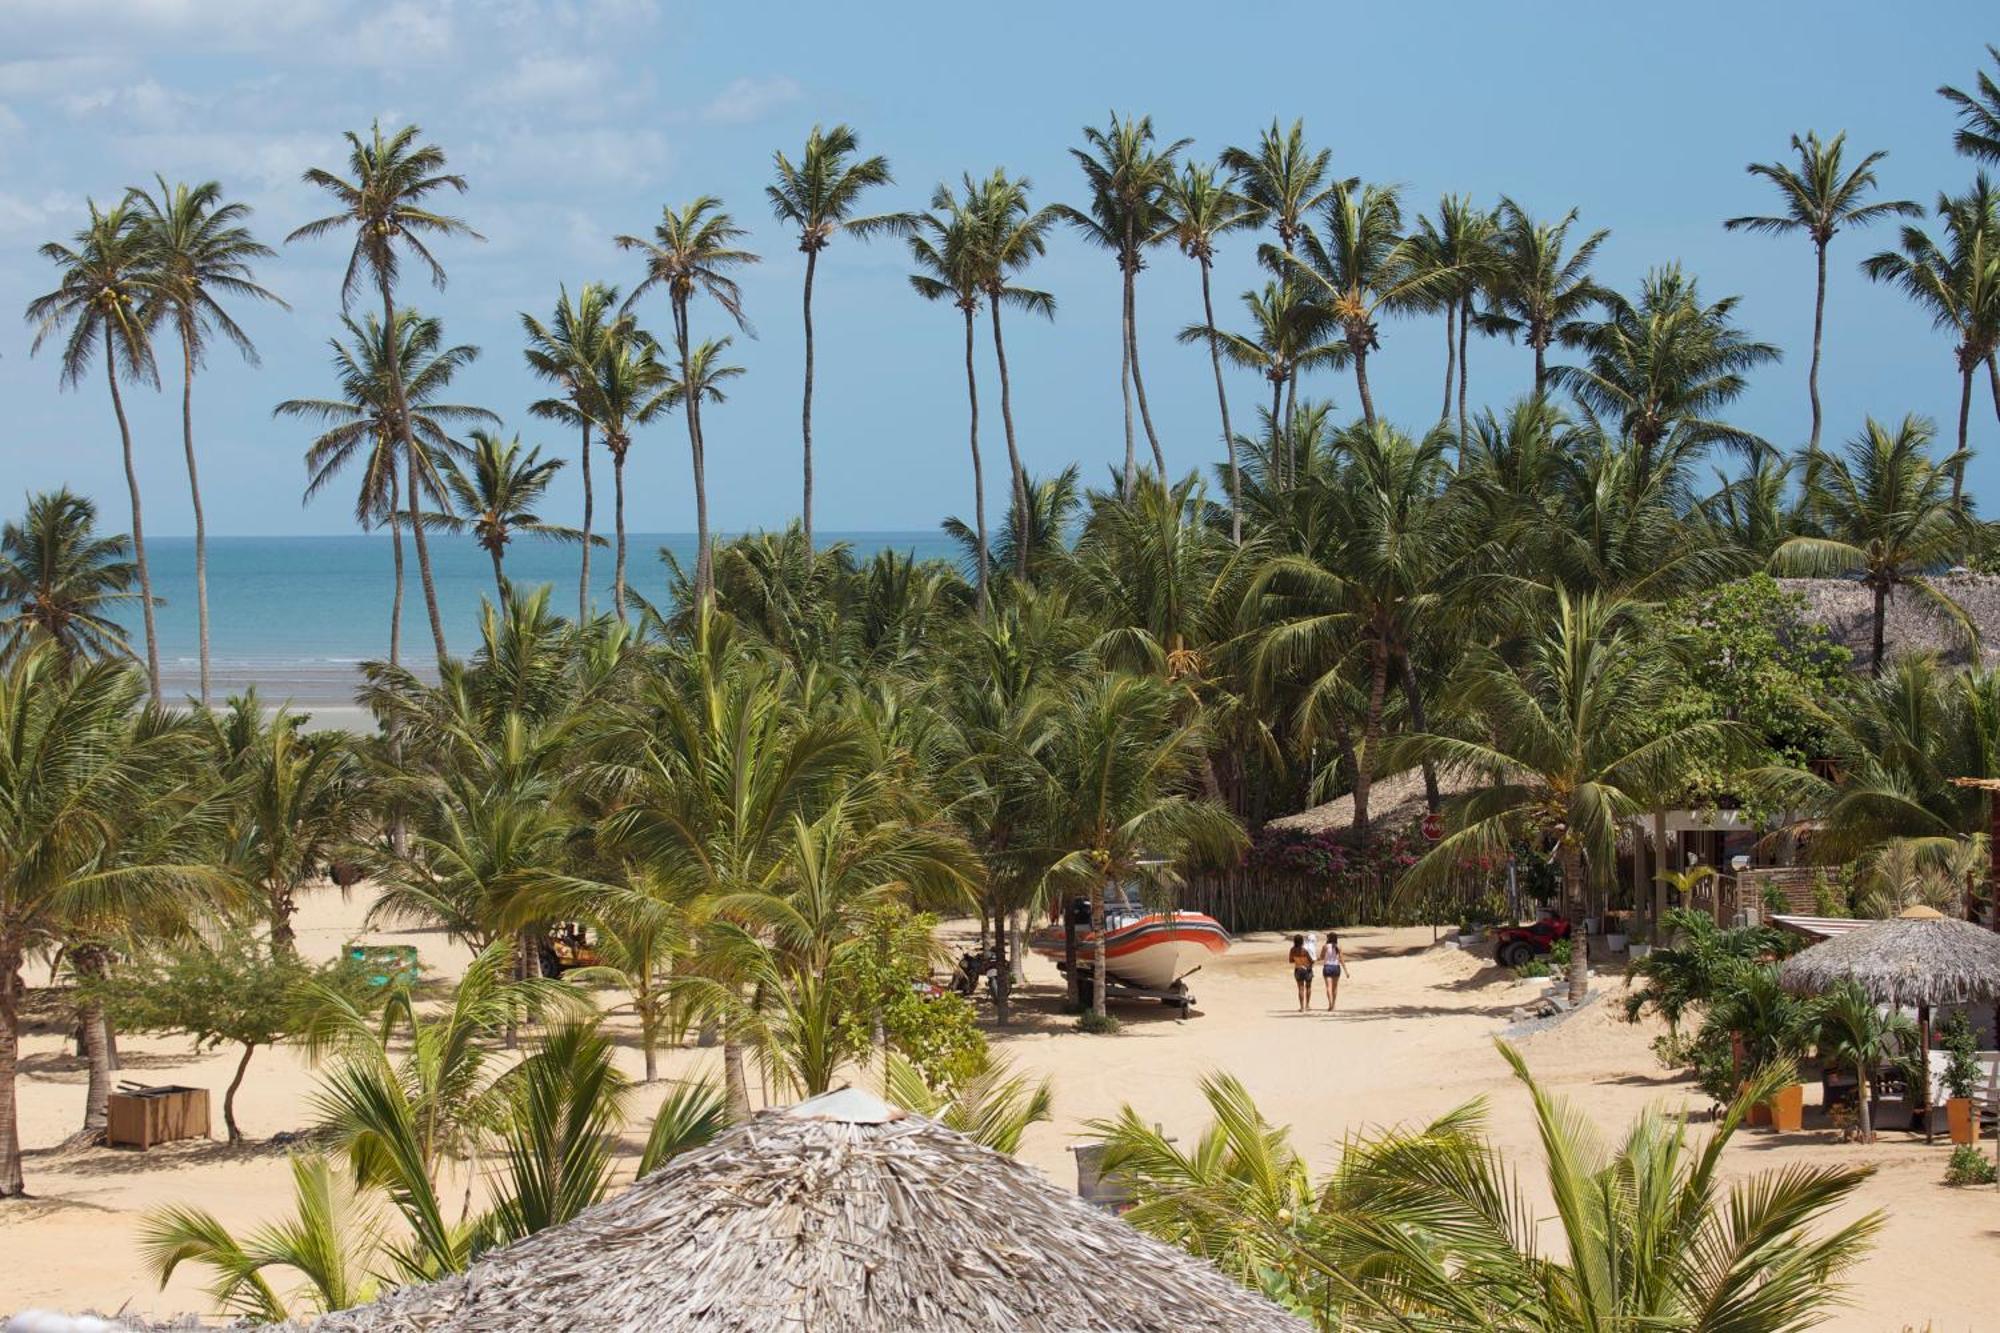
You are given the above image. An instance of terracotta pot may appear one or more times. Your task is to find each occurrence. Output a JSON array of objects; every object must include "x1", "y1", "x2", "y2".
[
  {"x1": 1948, "y1": 1096, "x2": 1977, "y2": 1146},
  {"x1": 1767, "y1": 1082, "x2": 1804, "y2": 1133},
  {"x1": 1740, "y1": 1081, "x2": 1772, "y2": 1127}
]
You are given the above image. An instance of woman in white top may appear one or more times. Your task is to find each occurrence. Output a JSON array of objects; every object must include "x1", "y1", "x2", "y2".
[{"x1": 1320, "y1": 932, "x2": 1346, "y2": 1011}]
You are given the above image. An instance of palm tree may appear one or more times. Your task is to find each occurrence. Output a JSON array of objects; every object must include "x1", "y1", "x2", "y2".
[
  {"x1": 436, "y1": 431, "x2": 584, "y2": 598},
  {"x1": 1410, "y1": 195, "x2": 1498, "y2": 445},
  {"x1": 649, "y1": 335, "x2": 745, "y2": 612},
  {"x1": 127, "y1": 176, "x2": 287, "y2": 706},
  {"x1": 1276, "y1": 182, "x2": 1449, "y2": 427},
  {"x1": 1179, "y1": 281, "x2": 1343, "y2": 491},
  {"x1": 289, "y1": 121, "x2": 482, "y2": 662},
  {"x1": 1816, "y1": 981, "x2": 1915, "y2": 1143},
  {"x1": 592, "y1": 324, "x2": 670, "y2": 620},
  {"x1": 279, "y1": 311, "x2": 495, "y2": 667},
  {"x1": 0, "y1": 488, "x2": 142, "y2": 662},
  {"x1": 1163, "y1": 162, "x2": 1259, "y2": 543},
  {"x1": 1862, "y1": 178, "x2": 2000, "y2": 498},
  {"x1": 910, "y1": 189, "x2": 993, "y2": 605},
  {"x1": 966, "y1": 168, "x2": 1059, "y2": 576},
  {"x1": 523, "y1": 282, "x2": 624, "y2": 621},
  {"x1": 23, "y1": 199, "x2": 163, "y2": 701},
  {"x1": 765, "y1": 124, "x2": 912, "y2": 555},
  {"x1": 883, "y1": 1052, "x2": 1052, "y2": 1154},
  {"x1": 1769, "y1": 415, "x2": 1976, "y2": 675},
  {"x1": 1219, "y1": 118, "x2": 1336, "y2": 255},
  {"x1": 1059, "y1": 113, "x2": 1190, "y2": 493},
  {"x1": 1549, "y1": 264, "x2": 1782, "y2": 472},
  {"x1": 1036, "y1": 672, "x2": 1242, "y2": 1017},
  {"x1": 616, "y1": 196, "x2": 759, "y2": 603},
  {"x1": 1394, "y1": 591, "x2": 1751, "y2": 1002},
  {"x1": 1940, "y1": 45, "x2": 2000, "y2": 164},
  {"x1": 1724, "y1": 133, "x2": 1919, "y2": 459},
  {"x1": 1482, "y1": 198, "x2": 1610, "y2": 397}
]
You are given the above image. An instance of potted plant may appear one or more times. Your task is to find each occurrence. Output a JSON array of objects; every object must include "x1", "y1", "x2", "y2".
[
  {"x1": 1816, "y1": 981, "x2": 1916, "y2": 1144},
  {"x1": 1628, "y1": 919, "x2": 1653, "y2": 961},
  {"x1": 1941, "y1": 1013, "x2": 1982, "y2": 1146},
  {"x1": 1710, "y1": 961, "x2": 1817, "y2": 1132}
]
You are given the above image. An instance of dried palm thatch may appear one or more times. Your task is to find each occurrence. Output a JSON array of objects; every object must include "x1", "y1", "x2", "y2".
[
  {"x1": 1265, "y1": 765, "x2": 1486, "y2": 837},
  {"x1": 1777, "y1": 575, "x2": 2000, "y2": 669},
  {"x1": 279, "y1": 1088, "x2": 1309, "y2": 1333},
  {"x1": 1779, "y1": 905, "x2": 2000, "y2": 1007}
]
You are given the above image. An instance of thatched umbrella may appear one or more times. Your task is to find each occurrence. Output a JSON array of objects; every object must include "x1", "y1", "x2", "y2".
[{"x1": 285, "y1": 1088, "x2": 1310, "y2": 1333}]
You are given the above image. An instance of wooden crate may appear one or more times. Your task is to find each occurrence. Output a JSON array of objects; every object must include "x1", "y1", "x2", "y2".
[{"x1": 106, "y1": 1085, "x2": 210, "y2": 1149}]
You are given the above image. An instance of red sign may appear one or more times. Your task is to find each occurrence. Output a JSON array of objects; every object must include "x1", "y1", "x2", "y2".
[{"x1": 1421, "y1": 811, "x2": 1444, "y2": 842}]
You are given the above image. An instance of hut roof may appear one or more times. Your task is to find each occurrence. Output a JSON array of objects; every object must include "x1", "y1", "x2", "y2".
[
  {"x1": 1779, "y1": 906, "x2": 2000, "y2": 1007},
  {"x1": 1778, "y1": 575, "x2": 2000, "y2": 670},
  {"x1": 284, "y1": 1088, "x2": 1310, "y2": 1333},
  {"x1": 1266, "y1": 765, "x2": 1485, "y2": 837}
]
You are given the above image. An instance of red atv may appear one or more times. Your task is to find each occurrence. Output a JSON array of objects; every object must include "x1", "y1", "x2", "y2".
[{"x1": 1493, "y1": 914, "x2": 1572, "y2": 968}]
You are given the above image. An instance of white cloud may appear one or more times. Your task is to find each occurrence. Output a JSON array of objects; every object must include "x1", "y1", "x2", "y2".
[
  {"x1": 471, "y1": 126, "x2": 672, "y2": 190},
  {"x1": 0, "y1": 188, "x2": 82, "y2": 240},
  {"x1": 0, "y1": 56, "x2": 124, "y2": 98},
  {"x1": 60, "y1": 77, "x2": 201, "y2": 130},
  {"x1": 349, "y1": 2, "x2": 457, "y2": 68},
  {"x1": 699, "y1": 74, "x2": 800, "y2": 126}
]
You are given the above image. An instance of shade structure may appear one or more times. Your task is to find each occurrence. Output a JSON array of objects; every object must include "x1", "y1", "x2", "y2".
[
  {"x1": 1779, "y1": 906, "x2": 2000, "y2": 1008},
  {"x1": 287, "y1": 1087, "x2": 1309, "y2": 1333}
]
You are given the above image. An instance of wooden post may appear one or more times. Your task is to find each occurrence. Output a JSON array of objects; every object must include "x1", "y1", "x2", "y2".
[{"x1": 1920, "y1": 1004, "x2": 1933, "y2": 1144}]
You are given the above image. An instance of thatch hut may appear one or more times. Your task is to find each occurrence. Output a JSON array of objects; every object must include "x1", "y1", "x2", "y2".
[
  {"x1": 1778, "y1": 574, "x2": 2000, "y2": 670},
  {"x1": 1778, "y1": 906, "x2": 2000, "y2": 1009},
  {"x1": 283, "y1": 1088, "x2": 1309, "y2": 1333}
]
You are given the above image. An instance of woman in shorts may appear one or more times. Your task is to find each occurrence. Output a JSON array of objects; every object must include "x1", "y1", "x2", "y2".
[
  {"x1": 1320, "y1": 932, "x2": 1346, "y2": 1011},
  {"x1": 1287, "y1": 934, "x2": 1314, "y2": 1013}
]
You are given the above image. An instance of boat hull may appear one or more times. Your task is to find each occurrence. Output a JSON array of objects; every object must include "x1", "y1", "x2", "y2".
[{"x1": 1029, "y1": 913, "x2": 1231, "y2": 991}]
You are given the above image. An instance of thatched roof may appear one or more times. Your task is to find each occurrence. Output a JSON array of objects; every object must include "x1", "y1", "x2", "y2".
[
  {"x1": 1779, "y1": 906, "x2": 2000, "y2": 1007},
  {"x1": 1778, "y1": 575, "x2": 2000, "y2": 669},
  {"x1": 1266, "y1": 765, "x2": 1484, "y2": 836},
  {"x1": 284, "y1": 1088, "x2": 1309, "y2": 1333}
]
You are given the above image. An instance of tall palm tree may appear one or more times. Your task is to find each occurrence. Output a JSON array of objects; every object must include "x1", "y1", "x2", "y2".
[
  {"x1": 1862, "y1": 178, "x2": 2000, "y2": 498},
  {"x1": 289, "y1": 121, "x2": 482, "y2": 662},
  {"x1": 588, "y1": 324, "x2": 669, "y2": 621},
  {"x1": 435, "y1": 431, "x2": 584, "y2": 598},
  {"x1": 1411, "y1": 195, "x2": 1498, "y2": 445},
  {"x1": 1724, "y1": 132, "x2": 1919, "y2": 459},
  {"x1": 765, "y1": 124, "x2": 912, "y2": 554},
  {"x1": 1482, "y1": 198, "x2": 1610, "y2": 398},
  {"x1": 1770, "y1": 415, "x2": 1976, "y2": 675},
  {"x1": 0, "y1": 488, "x2": 141, "y2": 662},
  {"x1": 1058, "y1": 113, "x2": 1190, "y2": 493},
  {"x1": 1179, "y1": 281, "x2": 1344, "y2": 492},
  {"x1": 1394, "y1": 592, "x2": 1751, "y2": 1003},
  {"x1": 23, "y1": 199, "x2": 163, "y2": 701},
  {"x1": 910, "y1": 189, "x2": 993, "y2": 606},
  {"x1": 127, "y1": 177, "x2": 287, "y2": 706},
  {"x1": 650, "y1": 336, "x2": 745, "y2": 611},
  {"x1": 616, "y1": 196, "x2": 759, "y2": 603},
  {"x1": 1940, "y1": 45, "x2": 2000, "y2": 164},
  {"x1": 1219, "y1": 118, "x2": 1336, "y2": 256},
  {"x1": 279, "y1": 311, "x2": 496, "y2": 667},
  {"x1": 966, "y1": 169, "x2": 1059, "y2": 576},
  {"x1": 523, "y1": 282, "x2": 623, "y2": 621},
  {"x1": 1276, "y1": 182, "x2": 1449, "y2": 427},
  {"x1": 1163, "y1": 163, "x2": 1259, "y2": 543}
]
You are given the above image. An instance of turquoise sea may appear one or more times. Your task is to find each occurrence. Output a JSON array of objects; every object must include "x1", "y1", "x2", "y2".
[{"x1": 127, "y1": 533, "x2": 957, "y2": 705}]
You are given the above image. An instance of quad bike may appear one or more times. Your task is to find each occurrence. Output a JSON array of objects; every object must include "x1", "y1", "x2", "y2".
[
  {"x1": 1493, "y1": 914, "x2": 1572, "y2": 968},
  {"x1": 949, "y1": 945, "x2": 1005, "y2": 1001}
]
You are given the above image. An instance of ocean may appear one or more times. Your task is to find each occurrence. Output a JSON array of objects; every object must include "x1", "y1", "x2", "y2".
[{"x1": 124, "y1": 532, "x2": 958, "y2": 708}]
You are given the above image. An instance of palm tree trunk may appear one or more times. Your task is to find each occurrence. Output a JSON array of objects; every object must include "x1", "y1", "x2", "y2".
[
  {"x1": 1090, "y1": 876, "x2": 1108, "y2": 1018},
  {"x1": 1439, "y1": 302, "x2": 1456, "y2": 424},
  {"x1": 1987, "y1": 354, "x2": 2000, "y2": 427},
  {"x1": 1284, "y1": 365, "x2": 1299, "y2": 444},
  {"x1": 1269, "y1": 377, "x2": 1285, "y2": 491},
  {"x1": 387, "y1": 489, "x2": 404, "y2": 671},
  {"x1": 1457, "y1": 294, "x2": 1473, "y2": 452},
  {"x1": 0, "y1": 938, "x2": 23, "y2": 1197},
  {"x1": 1808, "y1": 241, "x2": 1827, "y2": 458},
  {"x1": 987, "y1": 297, "x2": 1029, "y2": 579},
  {"x1": 1198, "y1": 258, "x2": 1240, "y2": 545},
  {"x1": 381, "y1": 283, "x2": 448, "y2": 661},
  {"x1": 1355, "y1": 637, "x2": 1389, "y2": 836},
  {"x1": 1352, "y1": 342, "x2": 1378, "y2": 429},
  {"x1": 1855, "y1": 1063, "x2": 1873, "y2": 1142},
  {"x1": 1562, "y1": 841, "x2": 1589, "y2": 1003},
  {"x1": 613, "y1": 450, "x2": 629, "y2": 623},
  {"x1": 222, "y1": 1043, "x2": 255, "y2": 1143},
  {"x1": 675, "y1": 301, "x2": 714, "y2": 603},
  {"x1": 1120, "y1": 286, "x2": 1136, "y2": 500},
  {"x1": 1954, "y1": 359, "x2": 1974, "y2": 503},
  {"x1": 74, "y1": 944, "x2": 112, "y2": 1137},
  {"x1": 490, "y1": 545, "x2": 506, "y2": 602},
  {"x1": 1128, "y1": 291, "x2": 1166, "y2": 476},
  {"x1": 801, "y1": 247, "x2": 818, "y2": 557},
  {"x1": 178, "y1": 332, "x2": 211, "y2": 708},
  {"x1": 105, "y1": 352, "x2": 161, "y2": 703},
  {"x1": 1400, "y1": 655, "x2": 1440, "y2": 812},
  {"x1": 577, "y1": 420, "x2": 594, "y2": 622},
  {"x1": 270, "y1": 881, "x2": 297, "y2": 958},
  {"x1": 1871, "y1": 580, "x2": 1887, "y2": 678},
  {"x1": 962, "y1": 306, "x2": 989, "y2": 607},
  {"x1": 1533, "y1": 341, "x2": 1547, "y2": 397},
  {"x1": 722, "y1": 1038, "x2": 750, "y2": 1119}
]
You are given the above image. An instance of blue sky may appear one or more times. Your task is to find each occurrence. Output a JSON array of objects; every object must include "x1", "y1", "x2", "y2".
[{"x1": 1, "y1": 0, "x2": 1996, "y2": 536}]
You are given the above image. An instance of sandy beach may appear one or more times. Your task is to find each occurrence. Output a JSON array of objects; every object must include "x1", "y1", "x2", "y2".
[{"x1": 1, "y1": 887, "x2": 1987, "y2": 1332}]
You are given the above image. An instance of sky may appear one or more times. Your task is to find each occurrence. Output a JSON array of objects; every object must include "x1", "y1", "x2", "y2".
[{"x1": 1, "y1": 0, "x2": 1996, "y2": 538}]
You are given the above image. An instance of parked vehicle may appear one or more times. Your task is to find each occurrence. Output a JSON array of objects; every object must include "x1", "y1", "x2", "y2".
[{"x1": 1494, "y1": 913, "x2": 1572, "y2": 968}]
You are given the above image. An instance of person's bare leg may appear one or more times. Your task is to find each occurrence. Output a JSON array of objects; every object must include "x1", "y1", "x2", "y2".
[{"x1": 1328, "y1": 977, "x2": 1340, "y2": 1013}]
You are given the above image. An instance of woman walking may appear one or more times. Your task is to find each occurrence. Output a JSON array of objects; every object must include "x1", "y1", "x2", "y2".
[
  {"x1": 1320, "y1": 932, "x2": 1346, "y2": 1011},
  {"x1": 1287, "y1": 934, "x2": 1314, "y2": 1013}
]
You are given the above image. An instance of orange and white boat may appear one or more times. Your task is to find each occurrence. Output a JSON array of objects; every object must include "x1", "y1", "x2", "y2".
[{"x1": 1029, "y1": 883, "x2": 1231, "y2": 1002}]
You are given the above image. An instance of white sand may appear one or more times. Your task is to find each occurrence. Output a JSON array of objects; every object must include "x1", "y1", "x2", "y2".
[{"x1": 1, "y1": 890, "x2": 1988, "y2": 1331}]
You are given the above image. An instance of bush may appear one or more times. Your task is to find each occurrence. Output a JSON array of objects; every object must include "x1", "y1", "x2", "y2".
[
  {"x1": 1513, "y1": 959, "x2": 1553, "y2": 979},
  {"x1": 1944, "y1": 1144, "x2": 1996, "y2": 1187},
  {"x1": 1076, "y1": 1010, "x2": 1121, "y2": 1035},
  {"x1": 1942, "y1": 1013, "x2": 1982, "y2": 1101},
  {"x1": 1548, "y1": 938, "x2": 1573, "y2": 969}
]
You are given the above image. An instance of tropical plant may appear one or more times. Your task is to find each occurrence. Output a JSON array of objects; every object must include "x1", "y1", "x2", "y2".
[
  {"x1": 1180, "y1": 281, "x2": 1343, "y2": 492},
  {"x1": 126, "y1": 176, "x2": 287, "y2": 705},
  {"x1": 0, "y1": 488, "x2": 141, "y2": 663},
  {"x1": 522, "y1": 281, "x2": 625, "y2": 620},
  {"x1": 434, "y1": 430, "x2": 583, "y2": 598},
  {"x1": 1163, "y1": 162, "x2": 1258, "y2": 543},
  {"x1": 23, "y1": 198, "x2": 163, "y2": 699},
  {"x1": 909, "y1": 185, "x2": 994, "y2": 604},
  {"x1": 616, "y1": 195, "x2": 758, "y2": 603},
  {"x1": 1724, "y1": 132, "x2": 1919, "y2": 458},
  {"x1": 1815, "y1": 979, "x2": 1916, "y2": 1143},
  {"x1": 1482, "y1": 197, "x2": 1609, "y2": 396},
  {"x1": 289, "y1": 121, "x2": 482, "y2": 661},
  {"x1": 765, "y1": 124, "x2": 911, "y2": 553},
  {"x1": 882, "y1": 1050, "x2": 1052, "y2": 1154},
  {"x1": 1940, "y1": 44, "x2": 2000, "y2": 164},
  {"x1": 1411, "y1": 193, "x2": 1499, "y2": 441}
]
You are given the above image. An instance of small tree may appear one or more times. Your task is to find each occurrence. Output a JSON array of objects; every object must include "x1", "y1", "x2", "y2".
[
  {"x1": 1816, "y1": 980, "x2": 1916, "y2": 1143},
  {"x1": 95, "y1": 929, "x2": 366, "y2": 1141}
]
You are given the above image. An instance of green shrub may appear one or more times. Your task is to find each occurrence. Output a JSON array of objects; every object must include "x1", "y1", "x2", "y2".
[
  {"x1": 1513, "y1": 959, "x2": 1553, "y2": 979},
  {"x1": 1548, "y1": 938, "x2": 1573, "y2": 969},
  {"x1": 1076, "y1": 1010, "x2": 1121, "y2": 1035},
  {"x1": 1944, "y1": 1144, "x2": 1996, "y2": 1187},
  {"x1": 1942, "y1": 1014, "x2": 1982, "y2": 1101}
]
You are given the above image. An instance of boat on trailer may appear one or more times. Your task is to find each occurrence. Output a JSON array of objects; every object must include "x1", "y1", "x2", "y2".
[{"x1": 1028, "y1": 882, "x2": 1231, "y2": 1009}]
